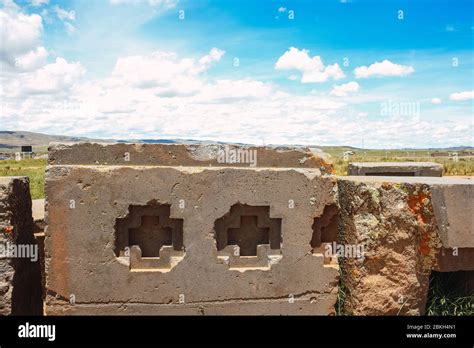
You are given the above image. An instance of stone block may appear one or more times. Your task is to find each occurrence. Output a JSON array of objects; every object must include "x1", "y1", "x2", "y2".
[
  {"x1": 0, "y1": 177, "x2": 43, "y2": 315},
  {"x1": 45, "y1": 144, "x2": 339, "y2": 315},
  {"x1": 48, "y1": 143, "x2": 334, "y2": 174},
  {"x1": 347, "y1": 162, "x2": 443, "y2": 177},
  {"x1": 337, "y1": 176, "x2": 473, "y2": 315}
]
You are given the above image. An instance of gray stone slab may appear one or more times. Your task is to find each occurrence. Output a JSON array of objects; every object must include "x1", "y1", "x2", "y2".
[{"x1": 348, "y1": 162, "x2": 443, "y2": 177}]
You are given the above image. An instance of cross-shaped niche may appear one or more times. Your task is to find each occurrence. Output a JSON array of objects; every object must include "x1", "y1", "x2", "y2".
[
  {"x1": 214, "y1": 204, "x2": 282, "y2": 270},
  {"x1": 115, "y1": 203, "x2": 184, "y2": 272}
]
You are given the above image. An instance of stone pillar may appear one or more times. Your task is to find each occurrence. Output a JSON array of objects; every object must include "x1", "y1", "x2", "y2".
[{"x1": 0, "y1": 177, "x2": 43, "y2": 315}]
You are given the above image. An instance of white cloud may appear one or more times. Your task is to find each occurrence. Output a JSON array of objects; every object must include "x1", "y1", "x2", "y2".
[
  {"x1": 30, "y1": 0, "x2": 49, "y2": 6},
  {"x1": 431, "y1": 98, "x2": 442, "y2": 104},
  {"x1": 4, "y1": 57, "x2": 85, "y2": 97},
  {"x1": 1, "y1": 34, "x2": 472, "y2": 148},
  {"x1": 275, "y1": 47, "x2": 345, "y2": 83},
  {"x1": 110, "y1": 48, "x2": 224, "y2": 91},
  {"x1": 288, "y1": 74, "x2": 298, "y2": 81},
  {"x1": 198, "y1": 48, "x2": 225, "y2": 69},
  {"x1": 330, "y1": 81, "x2": 360, "y2": 97},
  {"x1": 14, "y1": 46, "x2": 48, "y2": 70},
  {"x1": 449, "y1": 90, "x2": 474, "y2": 101},
  {"x1": 354, "y1": 59, "x2": 414, "y2": 78},
  {"x1": 0, "y1": 4, "x2": 43, "y2": 65},
  {"x1": 54, "y1": 5, "x2": 75, "y2": 21}
]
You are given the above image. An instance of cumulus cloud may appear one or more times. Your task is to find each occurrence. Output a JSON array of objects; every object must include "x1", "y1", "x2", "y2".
[
  {"x1": 330, "y1": 81, "x2": 360, "y2": 97},
  {"x1": 431, "y1": 98, "x2": 442, "y2": 104},
  {"x1": 0, "y1": 7, "x2": 471, "y2": 148},
  {"x1": 4, "y1": 57, "x2": 85, "y2": 97},
  {"x1": 0, "y1": 3, "x2": 43, "y2": 66},
  {"x1": 3, "y1": 46, "x2": 470, "y2": 148},
  {"x1": 0, "y1": 1, "x2": 83, "y2": 96},
  {"x1": 354, "y1": 59, "x2": 414, "y2": 78},
  {"x1": 110, "y1": 48, "x2": 224, "y2": 92},
  {"x1": 13, "y1": 46, "x2": 48, "y2": 70},
  {"x1": 449, "y1": 90, "x2": 474, "y2": 101},
  {"x1": 275, "y1": 47, "x2": 345, "y2": 83}
]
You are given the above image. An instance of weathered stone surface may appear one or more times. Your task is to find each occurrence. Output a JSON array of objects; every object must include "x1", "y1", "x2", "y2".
[
  {"x1": 48, "y1": 142, "x2": 334, "y2": 174},
  {"x1": 45, "y1": 145, "x2": 339, "y2": 315},
  {"x1": 0, "y1": 177, "x2": 42, "y2": 315},
  {"x1": 431, "y1": 182, "x2": 474, "y2": 248},
  {"x1": 347, "y1": 162, "x2": 443, "y2": 177},
  {"x1": 337, "y1": 176, "x2": 473, "y2": 315}
]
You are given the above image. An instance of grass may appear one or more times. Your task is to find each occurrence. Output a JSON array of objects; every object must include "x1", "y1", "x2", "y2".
[
  {"x1": 425, "y1": 271, "x2": 474, "y2": 316},
  {"x1": 335, "y1": 262, "x2": 353, "y2": 316},
  {"x1": 0, "y1": 158, "x2": 46, "y2": 199}
]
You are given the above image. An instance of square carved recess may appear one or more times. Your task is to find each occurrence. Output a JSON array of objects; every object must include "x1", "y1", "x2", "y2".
[
  {"x1": 214, "y1": 204, "x2": 282, "y2": 271},
  {"x1": 311, "y1": 204, "x2": 339, "y2": 267},
  {"x1": 115, "y1": 203, "x2": 184, "y2": 272}
]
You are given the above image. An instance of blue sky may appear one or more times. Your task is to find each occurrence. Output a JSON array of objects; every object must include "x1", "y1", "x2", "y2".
[{"x1": 1, "y1": 0, "x2": 473, "y2": 147}]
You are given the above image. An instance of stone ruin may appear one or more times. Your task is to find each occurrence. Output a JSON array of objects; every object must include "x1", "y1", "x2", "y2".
[{"x1": 1, "y1": 143, "x2": 472, "y2": 315}]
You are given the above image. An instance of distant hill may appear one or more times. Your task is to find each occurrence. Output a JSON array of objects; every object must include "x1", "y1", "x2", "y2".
[
  {"x1": 1, "y1": 130, "x2": 472, "y2": 153},
  {"x1": 0, "y1": 131, "x2": 114, "y2": 152}
]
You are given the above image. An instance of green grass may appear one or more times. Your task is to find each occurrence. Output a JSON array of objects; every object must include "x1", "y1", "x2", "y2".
[
  {"x1": 425, "y1": 271, "x2": 474, "y2": 316},
  {"x1": 0, "y1": 158, "x2": 46, "y2": 199},
  {"x1": 335, "y1": 262, "x2": 352, "y2": 316}
]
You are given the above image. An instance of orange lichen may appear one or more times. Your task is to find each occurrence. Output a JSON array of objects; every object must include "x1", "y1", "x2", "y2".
[
  {"x1": 407, "y1": 190, "x2": 433, "y2": 256},
  {"x1": 3, "y1": 226, "x2": 13, "y2": 234}
]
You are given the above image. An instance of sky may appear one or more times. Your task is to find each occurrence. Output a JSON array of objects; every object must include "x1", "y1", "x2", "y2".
[{"x1": 0, "y1": 0, "x2": 473, "y2": 148}]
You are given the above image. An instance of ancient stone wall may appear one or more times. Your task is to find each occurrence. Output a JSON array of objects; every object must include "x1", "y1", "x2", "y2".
[{"x1": 1, "y1": 144, "x2": 472, "y2": 315}]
